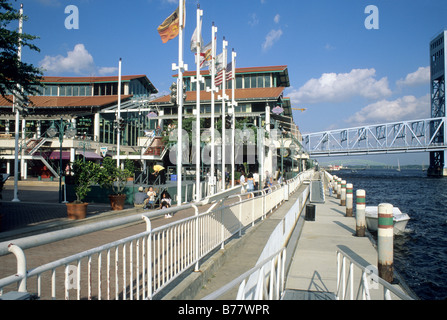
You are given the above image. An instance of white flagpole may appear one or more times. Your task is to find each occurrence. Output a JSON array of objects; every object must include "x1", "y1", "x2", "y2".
[
  {"x1": 174, "y1": 0, "x2": 186, "y2": 206},
  {"x1": 12, "y1": 3, "x2": 24, "y2": 202},
  {"x1": 231, "y1": 49, "x2": 237, "y2": 188},
  {"x1": 220, "y1": 38, "x2": 228, "y2": 191},
  {"x1": 117, "y1": 58, "x2": 122, "y2": 168},
  {"x1": 195, "y1": 5, "x2": 203, "y2": 201},
  {"x1": 207, "y1": 22, "x2": 218, "y2": 195}
]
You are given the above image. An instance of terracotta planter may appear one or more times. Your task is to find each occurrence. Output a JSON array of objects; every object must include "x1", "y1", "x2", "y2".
[
  {"x1": 66, "y1": 202, "x2": 88, "y2": 220},
  {"x1": 109, "y1": 194, "x2": 126, "y2": 211}
]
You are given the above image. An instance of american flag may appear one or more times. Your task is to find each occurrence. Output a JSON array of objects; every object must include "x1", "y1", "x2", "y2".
[{"x1": 215, "y1": 62, "x2": 233, "y2": 87}]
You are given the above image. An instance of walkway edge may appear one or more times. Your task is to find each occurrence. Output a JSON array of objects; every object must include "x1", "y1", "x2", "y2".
[{"x1": 161, "y1": 187, "x2": 308, "y2": 300}]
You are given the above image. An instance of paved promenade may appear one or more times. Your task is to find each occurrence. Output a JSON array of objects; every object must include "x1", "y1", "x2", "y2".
[
  {"x1": 284, "y1": 195, "x2": 379, "y2": 299},
  {"x1": 168, "y1": 177, "x2": 416, "y2": 300},
  {"x1": 0, "y1": 178, "x2": 416, "y2": 300}
]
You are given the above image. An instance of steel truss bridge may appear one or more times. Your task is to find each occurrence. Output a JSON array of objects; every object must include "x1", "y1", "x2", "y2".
[{"x1": 301, "y1": 117, "x2": 447, "y2": 157}]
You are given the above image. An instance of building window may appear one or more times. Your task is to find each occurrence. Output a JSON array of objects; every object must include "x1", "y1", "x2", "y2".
[
  {"x1": 236, "y1": 76, "x2": 243, "y2": 89},
  {"x1": 244, "y1": 75, "x2": 251, "y2": 89}
]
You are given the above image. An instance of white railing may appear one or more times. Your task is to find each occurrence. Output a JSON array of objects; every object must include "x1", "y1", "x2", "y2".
[
  {"x1": 0, "y1": 170, "x2": 313, "y2": 300},
  {"x1": 201, "y1": 248, "x2": 287, "y2": 300},
  {"x1": 336, "y1": 248, "x2": 414, "y2": 300},
  {"x1": 201, "y1": 175, "x2": 311, "y2": 300}
]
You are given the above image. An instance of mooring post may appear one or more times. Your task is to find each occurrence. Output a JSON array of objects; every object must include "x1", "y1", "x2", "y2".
[
  {"x1": 331, "y1": 175, "x2": 338, "y2": 197},
  {"x1": 340, "y1": 180, "x2": 346, "y2": 206},
  {"x1": 355, "y1": 189, "x2": 366, "y2": 235},
  {"x1": 336, "y1": 178, "x2": 342, "y2": 199},
  {"x1": 346, "y1": 183, "x2": 353, "y2": 216},
  {"x1": 378, "y1": 203, "x2": 394, "y2": 283}
]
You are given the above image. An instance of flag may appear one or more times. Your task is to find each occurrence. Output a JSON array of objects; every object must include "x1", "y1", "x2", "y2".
[
  {"x1": 157, "y1": 6, "x2": 180, "y2": 44},
  {"x1": 215, "y1": 52, "x2": 224, "y2": 73},
  {"x1": 200, "y1": 41, "x2": 212, "y2": 69},
  {"x1": 190, "y1": 19, "x2": 203, "y2": 52},
  {"x1": 226, "y1": 61, "x2": 233, "y2": 81},
  {"x1": 215, "y1": 62, "x2": 233, "y2": 87}
]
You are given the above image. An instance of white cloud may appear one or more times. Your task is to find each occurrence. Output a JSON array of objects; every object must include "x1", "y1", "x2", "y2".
[
  {"x1": 347, "y1": 94, "x2": 430, "y2": 125},
  {"x1": 262, "y1": 29, "x2": 283, "y2": 51},
  {"x1": 288, "y1": 68, "x2": 392, "y2": 104},
  {"x1": 39, "y1": 44, "x2": 117, "y2": 76},
  {"x1": 248, "y1": 13, "x2": 259, "y2": 27},
  {"x1": 274, "y1": 14, "x2": 280, "y2": 24},
  {"x1": 98, "y1": 67, "x2": 118, "y2": 76},
  {"x1": 397, "y1": 66, "x2": 430, "y2": 87}
]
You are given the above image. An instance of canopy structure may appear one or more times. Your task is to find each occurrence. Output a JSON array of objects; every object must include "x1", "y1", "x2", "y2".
[{"x1": 48, "y1": 151, "x2": 102, "y2": 160}]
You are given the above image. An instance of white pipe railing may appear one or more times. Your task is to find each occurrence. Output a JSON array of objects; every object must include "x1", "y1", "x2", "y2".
[
  {"x1": 336, "y1": 248, "x2": 414, "y2": 300},
  {"x1": 201, "y1": 248, "x2": 287, "y2": 300},
  {"x1": 0, "y1": 170, "x2": 313, "y2": 300}
]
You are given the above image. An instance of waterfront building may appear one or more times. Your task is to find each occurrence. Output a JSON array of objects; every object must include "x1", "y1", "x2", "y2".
[
  {"x1": 0, "y1": 75, "x2": 158, "y2": 179},
  {"x1": 151, "y1": 65, "x2": 307, "y2": 181},
  {"x1": 0, "y1": 65, "x2": 307, "y2": 184}
]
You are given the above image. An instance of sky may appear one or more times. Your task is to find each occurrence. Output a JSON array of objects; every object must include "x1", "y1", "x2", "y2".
[{"x1": 13, "y1": 0, "x2": 447, "y2": 165}]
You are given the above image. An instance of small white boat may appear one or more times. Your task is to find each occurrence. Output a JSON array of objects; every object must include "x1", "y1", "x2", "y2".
[{"x1": 364, "y1": 206, "x2": 410, "y2": 235}]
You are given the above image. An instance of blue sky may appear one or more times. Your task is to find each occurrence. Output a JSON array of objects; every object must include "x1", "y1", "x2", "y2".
[{"x1": 16, "y1": 0, "x2": 447, "y2": 165}]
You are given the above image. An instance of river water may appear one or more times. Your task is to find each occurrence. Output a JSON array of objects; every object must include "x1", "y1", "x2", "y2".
[{"x1": 330, "y1": 168, "x2": 447, "y2": 300}]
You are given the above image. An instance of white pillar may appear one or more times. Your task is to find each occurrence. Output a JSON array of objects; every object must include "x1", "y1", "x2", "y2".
[
  {"x1": 117, "y1": 58, "x2": 122, "y2": 168},
  {"x1": 94, "y1": 113, "x2": 100, "y2": 142},
  {"x1": 194, "y1": 5, "x2": 203, "y2": 202},
  {"x1": 220, "y1": 37, "x2": 228, "y2": 191},
  {"x1": 231, "y1": 49, "x2": 237, "y2": 188},
  {"x1": 264, "y1": 104, "x2": 272, "y2": 182},
  {"x1": 21, "y1": 118, "x2": 26, "y2": 179}
]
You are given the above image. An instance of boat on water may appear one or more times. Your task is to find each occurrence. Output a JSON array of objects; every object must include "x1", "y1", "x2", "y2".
[{"x1": 364, "y1": 206, "x2": 410, "y2": 235}]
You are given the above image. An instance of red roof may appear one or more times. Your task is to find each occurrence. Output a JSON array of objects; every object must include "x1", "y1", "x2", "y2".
[
  {"x1": 180, "y1": 65, "x2": 288, "y2": 78},
  {"x1": 152, "y1": 87, "x2": 285, "y2": 104},
  {"x1": 0, "y1": 95, "x2": 132, "y2": 108}
]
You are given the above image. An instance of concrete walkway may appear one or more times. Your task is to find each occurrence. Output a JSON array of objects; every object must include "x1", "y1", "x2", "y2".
[
  {"x1": 166, "y1": 185, "x2": 308, "y2": 300},
  {"x1": 283, "y1": 181, "x2": 417, "y2": 300},
  {"x1": 283, "y1": 194, "x2": 378, "y2": 299}
]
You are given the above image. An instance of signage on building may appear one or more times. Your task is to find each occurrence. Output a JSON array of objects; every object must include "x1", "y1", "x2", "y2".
[{"x1": 100, "y1": 147, "x2": 108, "y2": 157}]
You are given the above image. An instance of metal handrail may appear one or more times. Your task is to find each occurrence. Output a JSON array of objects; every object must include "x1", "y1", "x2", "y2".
[
  {"x1": 336, "y1": 247, "x2": 414, "y2": 300},
  {"x1": 201, "y1": 248, "x2": 287, "y2": 300},
  {"x1": 0, "y1": 170, "x2": 312, "y2": 299}
]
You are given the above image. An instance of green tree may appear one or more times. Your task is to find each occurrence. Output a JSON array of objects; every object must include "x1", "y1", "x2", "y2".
[
  {"x1": 0, "y1": 0, "x2": 42, "y2": 106},
  {"x1": 72, "y1": 160, "x2": 101, "y2": 203},
  {"x1": 98, "y1": 157, "x2": 132, "y2": 195}
]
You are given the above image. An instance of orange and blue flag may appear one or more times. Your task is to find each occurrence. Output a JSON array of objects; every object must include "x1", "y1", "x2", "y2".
[{"x1": 157, "y1": 6, "x2": 180, "y2": 44}]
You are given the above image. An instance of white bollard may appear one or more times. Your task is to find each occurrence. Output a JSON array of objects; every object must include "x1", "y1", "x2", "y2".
[
  {"x1": 340, "y1": 180, "x2": 346, "y2": 206},
  {"x1": 378, "y1": 203, "x2": 394, "y2": 283},
  {"x1": 346, "y1": 183, "x2": 353, "y2": 216},
  {"x1": 355, "y1": 189, "x2": 366, "y2": 236}
]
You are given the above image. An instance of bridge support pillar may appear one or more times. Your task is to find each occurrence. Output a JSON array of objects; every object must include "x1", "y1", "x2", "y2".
[{"x1": 428, "y1": 150, "x2": 447, "y2": 177}]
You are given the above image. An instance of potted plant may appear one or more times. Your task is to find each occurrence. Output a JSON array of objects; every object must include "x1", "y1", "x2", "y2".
[
  {"x1": 67, "y1": 160, "x2": 101, "y2": 220},
  {"x1": 99, "y1": 157, "x2": 133, "y2": 211}
]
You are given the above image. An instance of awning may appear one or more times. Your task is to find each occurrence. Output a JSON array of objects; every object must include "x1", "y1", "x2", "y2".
[
  {"x1": 48, "y1": 151, "x2": 102, "y2": 160},
  {"x1": 77, "y1": 151, "x2": 103, "y2": 160},
  {"x1": 49, "y1": 151, "x2": 70, "y2": 160}
]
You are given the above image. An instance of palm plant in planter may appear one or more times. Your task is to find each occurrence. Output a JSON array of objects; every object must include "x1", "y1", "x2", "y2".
[
  {"x1": 67, "y1": 159, "x2": 101, "y2": 220},
  {"x1": 98, "y1": 157, "x2": 133, "y2": 211}
]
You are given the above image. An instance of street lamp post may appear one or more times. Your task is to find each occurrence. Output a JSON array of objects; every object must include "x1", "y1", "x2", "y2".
[
  {"x1": 47, "y1": 118, "x2": 77, "y2": 203},
  {"x1": 290, "y1": 142, "x2": 296, "y2": 179}
]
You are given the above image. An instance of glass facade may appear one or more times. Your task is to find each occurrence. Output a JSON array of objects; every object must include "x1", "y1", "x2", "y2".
[
  {"x1": 185, "y1": 72, "x2": 272, "y2": 92},
  {"x1": 0, "y1": 77, "x2": 157, "y2": 147}
]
